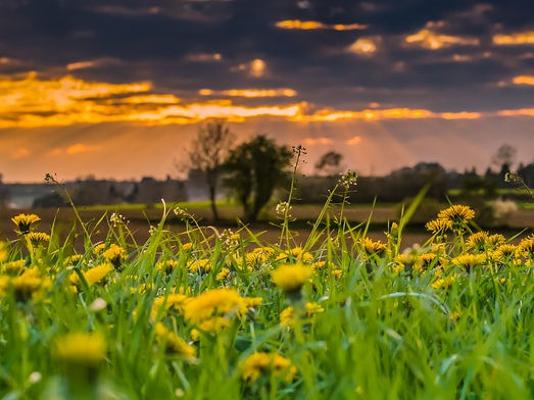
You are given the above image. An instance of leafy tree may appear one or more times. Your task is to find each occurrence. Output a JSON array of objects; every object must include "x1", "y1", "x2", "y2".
[
  {"x1": 187, "y1": 120, "x2": 234, "y2": 221},
  {"x1": 314, "y1": 151, "x2": 344, "y2": 176},
  {"x1": 223, "y1": 135, "x2": 292, "y2": 222}
]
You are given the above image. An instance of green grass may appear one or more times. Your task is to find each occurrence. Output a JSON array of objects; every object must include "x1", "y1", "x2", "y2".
[
  {"x1": 78, "y1": 200, "x2": 236, "y2": 212},
  {"x1": 1, "y1": 196, "x2": 533, "y2": 399}
]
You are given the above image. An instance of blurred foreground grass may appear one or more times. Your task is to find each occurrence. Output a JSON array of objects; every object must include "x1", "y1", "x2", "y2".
[{"x1": 0, "y1": 189, "x2": 533, "y2": 399}]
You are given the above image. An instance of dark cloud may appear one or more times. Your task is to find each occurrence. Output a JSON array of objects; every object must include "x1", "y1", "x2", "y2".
[{"x1": 0, "y1": 0, "x2": 533, "y2": 112}]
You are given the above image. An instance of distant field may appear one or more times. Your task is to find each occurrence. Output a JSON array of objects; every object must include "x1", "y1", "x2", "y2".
[
  {"x1": 0, "y1": 203, "x2": 400, "y2": 245},
  {"x1": 1, "y1": 202, "x2": 532, "y2": 247}
]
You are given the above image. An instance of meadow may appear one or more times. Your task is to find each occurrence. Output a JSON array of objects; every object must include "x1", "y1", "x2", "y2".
[{"x1": 1, "y1": 182, "x2": 534, "y2": 400}]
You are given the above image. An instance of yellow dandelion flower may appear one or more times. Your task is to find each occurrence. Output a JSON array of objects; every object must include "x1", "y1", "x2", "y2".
[
  {"x1": 197, "y1": 316, "x2": 232, "y2": 332},
  {"x1": 452, "y1": 254, "x2": 487, "y2": 270},
  {"x1": 0, "y1": 242, "x2": 8, "y2": 263},
  {"x1": 490, "y1": 244, "x2": 517, "y2": 262},
  {"x1": 391, "y1": 263, "x2": 405, "y2": 274},
  {"x1": 280, "y1": 307, "x2": 294, "y2": 327},
  {"x1": 27, "y1": 232, "x2": 50, "y2": 247},
  {"x1": 102, "y1": 244, "x2": 126, "y2": 268},
  {"x1": 312, "y1": 261, "x2": 326, "y2": 271},
  {"x1": 0, "y1": 275, "x2": 9, "y2": 295},
  {"x1": 331, "y1": 268, "x2": 343, "y2": 279},
  {"x1": 190, "y1": 328, "x2": 201, "y2": 341},
  {"x1": 271, "y1": 264, "x2": 313, "y2": 293},
  {"x1": 305, "y1": 302, "x2": 325, "y2": 315},
  {"x1": 1, "y1": 259, "x2": 26, "y2": 275},
  {"x1": 437, "y1": 205, "x2": 475, "y2": 224},
  {"x1": 181, "y1": 242, "x2": 193, "y2": 251},
  {"x1": 360, "y1": 238, "x2": 387, "y2": 255},
  {"x1": 183, "y1": 288, "x2": 247, "y2": 332},
  {"x1": 54, "y1": 332, "x2": 106, "y2": 366},
  {"x1": 395, "y1": 253, "x2": 421, "y2": 272},
  {"x1": 466, "y1": 231, "x2": 489, "y2": 250},
  {"x1": 487, "y1": 234, "x2": 506, "y2": 248},
  {"x1": 243, "y1": 297, "x2": 263, "y2": 308},
  {"x1": 64, "y1": 254, "x2": 83, "y2": 266},
  {"x1": 280, "y1": 302, "x2": 323, "y2": 327},
  {"x1": 151, "y1": 293, "x2": 189, "y2": 320},
  {"x1": 187, "y1": 258, "x2": 211, "y2": 273},
  {"x1": 431, "y1": 243, "x2": 447, "y2": 254},
  {"x1": 130, "y1": 283, "x2": 153, "y2": 295},
  {"x1": 280, "y1": 306, "x2": 295, "y2": 327},
  {"x1": 10, "y1": 270, "x2": 51, "y2": 301},
  {"x1": 235, "y1": 247, "x2": 276, "y2": 269},
  {"x1": 71, "y1": 263, "x2": 113, "y2": 286},
  {"x1": 449, "y1": 310, "x2": 462, "y2": 321},
  {"x1": 93, "y1": 242, "x2": 107, "y2": 255},
  {"x1": 515, "y1": 236, "x2": 534, "y2": 260},
  {"x1": 419, "y1": 252, "x2": 438, "y2": 268},
  {"x1": 11, "y1": 214, "x2": 41, "y2": 234},
  {"x1": 156, "y1": 259, "x2": 179, "y2": 273},
  {"x1": 240, "y1": 352, "x2": 297, "y2": 383},
  {"x1": 425, "y1": 218, "x2": 453, "y2": 233},
  {"x1": 154, "y1": 323, "x2": 196, "y2": 360},
  {"x1": 250, "y1": 246, "x2": 276, "y2": 262},
  {"x1": 278, "y1": 247, "x2": 314, "y2": 263},
  {"x1": 216, "y1": 267, "x2": 230, "y2": 281},
  {"x1": 431, "y1": 275, "x2": 457, "y2": 290}
]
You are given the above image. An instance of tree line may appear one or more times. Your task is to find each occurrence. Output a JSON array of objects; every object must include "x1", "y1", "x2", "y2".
[
  {"x1": 185, "y1": 121, "x2": 292, "y2": 223},
  {"x1": 186, "y1": 121, "x2": 533, "y2": 222}
]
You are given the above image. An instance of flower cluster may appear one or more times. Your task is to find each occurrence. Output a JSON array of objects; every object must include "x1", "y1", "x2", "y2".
[{"x1": 0, "y1": 205, "x2": 533, "y2": 397}]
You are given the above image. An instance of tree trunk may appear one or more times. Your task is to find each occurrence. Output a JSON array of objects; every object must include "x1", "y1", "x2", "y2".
[
  {"x1": 246, "y1": 209, "x2": 257, "y2": 223},
  {"x1": 209, "y1": 184, "x2": 219, "y2": 221},
  {"x1": 206, "y1": 171, "x2": 219, "y2": 221},
  {"x1": 241, "y1": 195, "x2": 251, "y2": 222}
]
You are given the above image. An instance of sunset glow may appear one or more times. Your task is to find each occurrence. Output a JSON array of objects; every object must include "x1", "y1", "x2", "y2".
[
  {"x1": 275, "y1": 20, "x2": 367, "y2": 31},
  {"x1": 493, "y1": 31, "x2": 534, "y2": 45},
  {"x1": 405, "y1": 27, "x2": 480, "y2": 50},
  {"x1": 0, "y1": 0, "x2": 532, "y2": 182}
]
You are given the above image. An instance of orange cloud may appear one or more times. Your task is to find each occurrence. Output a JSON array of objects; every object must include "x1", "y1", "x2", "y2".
[
  {"x1": 199, "y1": 88, "x2": 297, "y2": 98},
  {"x1": 511, "y1": 75, "x2": 534, "y2": 86},
  {"x1": 294, "y1": 107, "x2": 435, "y2": 122},
  {"x1": 1, "y1": 73, "x2": 533, "y2": 129},
  {"x1": 302, "y1": 137, "x2": 333, "y2": 145},
  {"x1": 493, "y1": 31, "x2": 534, "y2": 45},
  {"x1": 0, "y1": 73, "x2": 305, "y2": 128},
  {"x1": 275, "y1": 20, "x2": 367, "y2": 31},
  {"x1": 497, "y1": 108, "x2": 534, "y2": 117},
  {"x1": 184, "y1": 53, "x2": 223, "y2": 62},
  {"x1": 233, "y1": 58, "x2": 267, "y2": 78},
  {"x1": 346, "y1": 136, "x2": 363, "y2": 145},
  {"x1": 12, "y1": 147, "x2": 31, "y2": 160},
  {"x1": 66, "y1": 59, "x2": 114, "y2": 71},
  {"x1": 348, "y1": 38, "x2": 378, "y2": 55},
  {"x1": 405, "y1": 23, "x2": 480, "y2": 49},
  {"x1": 249, "y1": 59, "x2": 266, "y2": 78},
  {"x1": 49, "y1": 143, "x2": 100, "y2": 156},
  {"x1": 439, "y1": 112, "x2": 482, "y2": 120},
  {"x1": 118, "y1": 94, "x2": 181, "y2": 104}
]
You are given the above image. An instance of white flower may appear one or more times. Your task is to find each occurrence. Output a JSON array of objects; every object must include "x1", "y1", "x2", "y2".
[
  {"x1": 492, "y1": 198, "x2": 518, "y2": 220},
  {"x1": 89, "y1": 298, "x2": 108, "y2": 312}
]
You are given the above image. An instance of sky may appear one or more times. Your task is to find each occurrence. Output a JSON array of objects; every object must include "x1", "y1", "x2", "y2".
[{"x1": 0, "y1": 0, "x2": 533, "y2": 182}]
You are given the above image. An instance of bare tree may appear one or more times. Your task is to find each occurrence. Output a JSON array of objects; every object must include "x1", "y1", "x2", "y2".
[
  {"x1": 188, "y1": 120, "x2": 234, "y2": 221},
  {"x1": 491, "y1": 144, "x2": 517, "y2": 170},
  {"x1": 315, "y1": 151, "x2": 344, "y2": 176}
]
